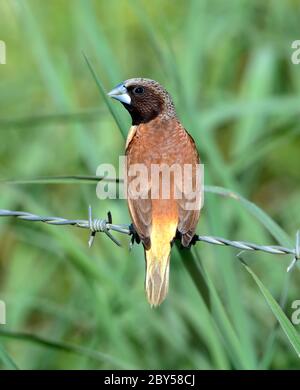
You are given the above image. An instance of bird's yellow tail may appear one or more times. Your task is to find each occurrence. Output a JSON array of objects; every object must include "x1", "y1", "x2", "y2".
[{"x1": 145, "y1": 245, "x2": 171, "y2": 307}]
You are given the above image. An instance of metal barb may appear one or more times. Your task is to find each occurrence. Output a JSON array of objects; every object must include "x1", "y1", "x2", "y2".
[
  {"x1": 88, "y1": 205, "x2": 96, "y2": 248},
  {"x1": 287, "y1": 230, "x2": 300, "y2": 273},
  {"x1": 0, "y1": 209, "x2": 299, "y2": 266},
  {"x1": 103, "y1": 212, "x2": 122, "y2": 247},
  {"x1": 87, "y1": 206, "x2": 121, "y2": 248}
]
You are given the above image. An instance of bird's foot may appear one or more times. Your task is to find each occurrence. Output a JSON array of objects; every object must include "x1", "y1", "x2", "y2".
[
  {"x1": 173, "y1": 230, "x2": 198, "y2": 249},
  {"x1": 129, "y1": 224, "x2": 141, "y2": 250}
]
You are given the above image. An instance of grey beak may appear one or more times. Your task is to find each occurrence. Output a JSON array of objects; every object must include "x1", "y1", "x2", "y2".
[{"x1": 107, "y1": 83, "x2": 131, "y2": 105}]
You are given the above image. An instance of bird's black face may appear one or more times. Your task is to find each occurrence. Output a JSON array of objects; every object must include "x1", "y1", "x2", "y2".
[
  {"x1": 108, "y1": 78, "x2": 172, "y2": 125},
  {"x1": 124, "y1": 83, "x2": 164, "y2": 125}
]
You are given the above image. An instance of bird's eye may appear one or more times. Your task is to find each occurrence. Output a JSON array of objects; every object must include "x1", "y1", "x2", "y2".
[{"x1": 133, "y1": 86, "x2": 144, "y2": 95}]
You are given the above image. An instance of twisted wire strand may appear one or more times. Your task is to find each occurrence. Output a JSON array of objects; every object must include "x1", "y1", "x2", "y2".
[
  {"x1": 195, "y1": 235, "x2": 295, "y2": 256},
  {"x1": 0, "y1": 209, "x2": 130, "y2": 234},
  {"x1": 0, "y1": 208, "x2": 298, "y2": 271}
]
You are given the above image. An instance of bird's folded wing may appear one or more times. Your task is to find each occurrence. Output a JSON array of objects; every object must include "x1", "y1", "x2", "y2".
[
  {"x1": 177, "y1": 131, "x2": 201, "y2": 247},
  {"x1": 127, "y1": 184, "x2": 152, "y2": 249}
]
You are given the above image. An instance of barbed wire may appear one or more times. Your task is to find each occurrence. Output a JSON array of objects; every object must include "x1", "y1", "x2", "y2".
[{"x1": 0, "y1": 207, "x2": 299, "y2": 272}]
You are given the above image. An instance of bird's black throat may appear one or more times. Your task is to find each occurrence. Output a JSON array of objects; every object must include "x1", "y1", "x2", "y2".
[{"x1": 122, "y1": 103, "x2": 161, "y2": 125}]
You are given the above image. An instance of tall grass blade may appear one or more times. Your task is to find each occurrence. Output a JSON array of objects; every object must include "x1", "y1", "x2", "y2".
[
  {"x1": 0, "y1": 344, "x2": 19, "y2": 370},
  {"x1": 241, "y1": 262, "x2": 300, "y2": 358}
]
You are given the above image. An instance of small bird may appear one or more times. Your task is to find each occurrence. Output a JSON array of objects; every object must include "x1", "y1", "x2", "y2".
[{"x1": 108, "y1": 78, "x2": 201, "y2": 306}]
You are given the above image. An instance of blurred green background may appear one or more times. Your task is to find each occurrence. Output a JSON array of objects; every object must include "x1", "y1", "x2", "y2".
[{"x1": 0, "y1": 0, "x2": 300, "y2": 369}]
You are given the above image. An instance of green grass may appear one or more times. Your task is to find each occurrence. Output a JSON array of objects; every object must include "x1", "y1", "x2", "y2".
[{"x1": 0, "y1": 0, "x2": 300, "y2": 369}]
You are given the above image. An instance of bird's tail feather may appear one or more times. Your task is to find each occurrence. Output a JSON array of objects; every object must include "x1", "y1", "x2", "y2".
[{"x1": 145, "y1": 246, "x2": 171, "y2": 307}]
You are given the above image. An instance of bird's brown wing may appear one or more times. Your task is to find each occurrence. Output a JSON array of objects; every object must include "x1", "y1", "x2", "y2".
[
  {"x1": 126, "y1": 125, "x2": 152, "y2": 249},
  {"x1": 127, "y1": 192, "x2": 152, "y2": 249},
  {"x1": 126, "y1": 122, "x2": 201, "y2": 249},
  {"x1": 176, "y1": 131, "x2": 201, "y2": 247}
]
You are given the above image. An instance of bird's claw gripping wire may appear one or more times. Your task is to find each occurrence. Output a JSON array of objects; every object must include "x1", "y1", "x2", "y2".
[
  {"x1": 171, "y1": 231, "x2": 198, "y2": 249},
  {"x1": 0, "y1": 209, "x2": 299, "y2": 269},
  {"x1": 88, "y1": 205, "x2": 121, "y2": 248},
  {"x1": 129, "y1": 224, "x2": 141, "y2": 251},
  {"x1": 287, "y1": 230, "x2": 300, "y2": 272}
]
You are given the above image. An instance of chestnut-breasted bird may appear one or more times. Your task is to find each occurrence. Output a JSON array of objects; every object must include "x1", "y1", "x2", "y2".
[{"x1": 108, "y1": 78, "x2": 201, "y2": 306}]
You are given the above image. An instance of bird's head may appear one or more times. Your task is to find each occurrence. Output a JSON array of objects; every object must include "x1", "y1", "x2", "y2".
[{"x1": 107, "y1": 78, "x2": 176, "y2": 125}]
